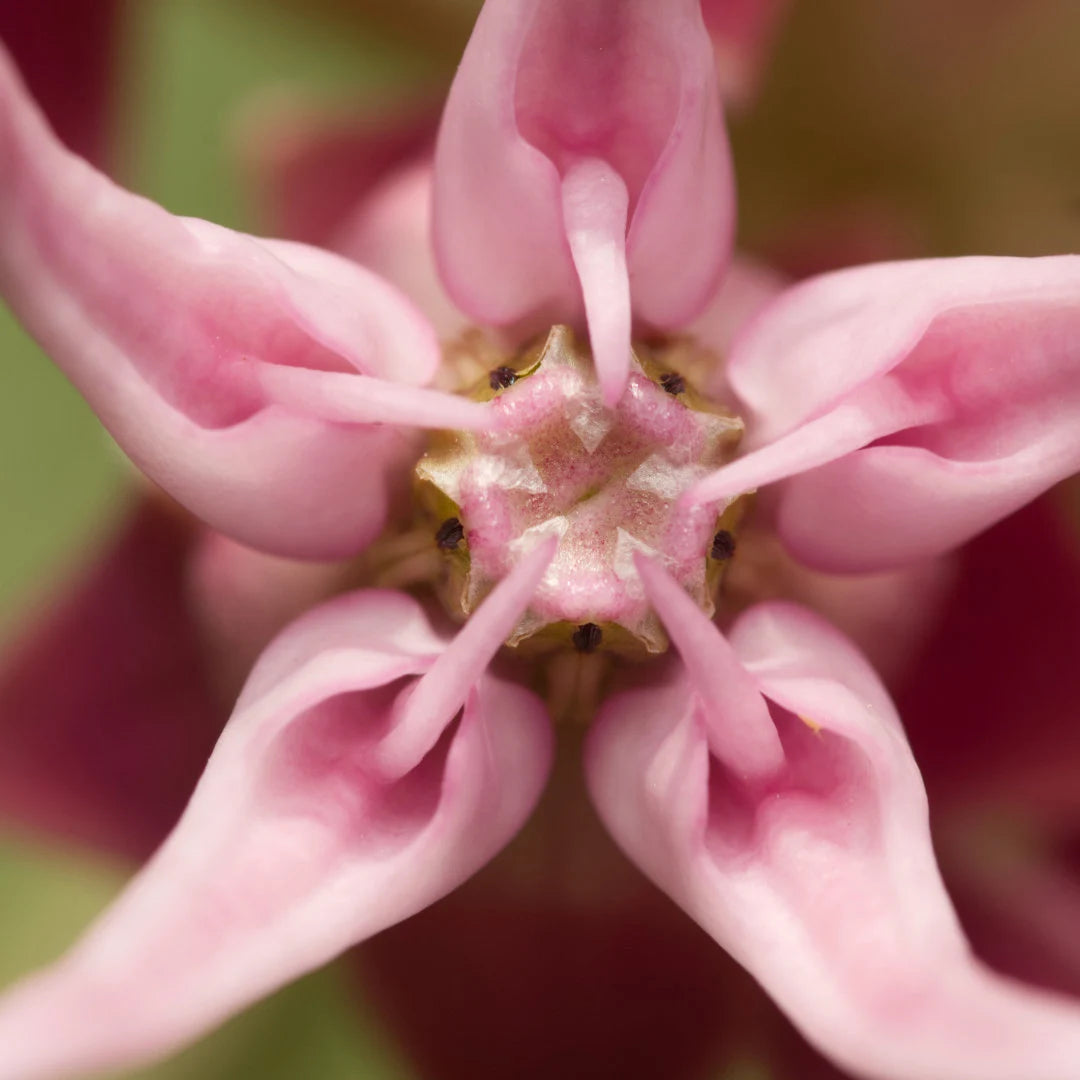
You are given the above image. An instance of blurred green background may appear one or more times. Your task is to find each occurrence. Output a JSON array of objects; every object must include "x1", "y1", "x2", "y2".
[{"x1": 2, "y1": 1, "x2": 1080, "y2": 1077}]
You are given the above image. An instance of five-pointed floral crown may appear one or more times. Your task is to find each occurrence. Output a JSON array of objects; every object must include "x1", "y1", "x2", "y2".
[{"x1": 0, "y1": 2, "x2": 1079, "y2": 1079}]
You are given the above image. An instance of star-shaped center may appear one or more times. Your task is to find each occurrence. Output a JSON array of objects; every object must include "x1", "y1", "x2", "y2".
[{"x1": 417, "y1": 326, "x2": 745, "y2": 652}]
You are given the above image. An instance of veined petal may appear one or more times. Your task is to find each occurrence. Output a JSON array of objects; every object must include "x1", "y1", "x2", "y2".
[
  {"x1": 0, "y1": 587, "x2": 553, "y2": 1079},
  {"x1": 587, "y1": 601, "x2": 1080, "y2": 1080},
  {"x1": 0, "y1": 46, "x2": 464, "y2": 560},
  {"x1": 693, "y1": 256, "x2": 1080, "y2": 570},
  {"x1": 433, "y1": 0, "x2": 733, "y2": 383}
]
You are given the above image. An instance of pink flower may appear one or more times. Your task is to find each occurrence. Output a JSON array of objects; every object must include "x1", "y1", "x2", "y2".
[{"x1": 1, "y1": 2, "x2": 1080, "y2": 1079}]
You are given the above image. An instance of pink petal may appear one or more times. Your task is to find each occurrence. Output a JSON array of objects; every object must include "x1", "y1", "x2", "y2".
[
  {"x1": 0, "y1": 578, "x2": 554, "y2": 1079},
  {"x1": 587, "y1": 601, "x2": 1080, "y2": 1080},
  {"x1": 0, "y1": 497, "x2": 225, "y2": 862},
  {"x1": 433, "y1": 0, "x2": 733, "y2": 377},
  {"x1": 693, "y1": 256, "x2": 1080, "y2": 570},
  {"x1": 0, "y1": 46, "x2": 476, "y2": 560}
]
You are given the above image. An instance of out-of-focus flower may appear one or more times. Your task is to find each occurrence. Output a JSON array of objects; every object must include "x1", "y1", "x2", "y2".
[
  {"x1": 700, "y1": 0, "x2": 791, "y2": 108},
  {"x1": 0, "y1": 2, "x2": 1079, "y2": 1080},
  {"x1": 0, "y1": 498, "x2": 224, "y2": 863},
  {"x1": 0, "y1": 0, "x2": 118, "y2": 166}
]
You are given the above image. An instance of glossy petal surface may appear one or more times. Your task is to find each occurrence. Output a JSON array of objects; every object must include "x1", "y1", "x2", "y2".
[
  {"x1": 694, "y1": 256, "x2": 1080, "y2": 570},
  {"x1": 587, "y1": 601, "x2": 1080, "y2": 1080},
  {"x1": 433, "y1": 0, "x2": 733, "y2": 401},
  {"x1": 0, "y1": 46, "x2": 484, "y2": 559},
  {"x1": 0, "y1": 571, "x2": 554, "y2": 1079}
]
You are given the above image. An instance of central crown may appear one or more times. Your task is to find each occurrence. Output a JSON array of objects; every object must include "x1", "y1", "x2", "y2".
[{"x1": 416, "y1": 325, "x2": 746, "y2": 654}]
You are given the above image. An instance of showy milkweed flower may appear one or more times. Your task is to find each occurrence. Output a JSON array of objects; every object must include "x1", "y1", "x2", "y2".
[{"x1": 1, "y1": 1, "x2": 1080, "y2": 1078}]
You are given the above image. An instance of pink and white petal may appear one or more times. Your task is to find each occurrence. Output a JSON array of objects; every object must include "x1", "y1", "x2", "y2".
[
  {"x1": 587, "y1": 602, "x2": 1080, "y2": 1080},
  {"x1": 775, "y1": 436, "x2": 1080, "y2": 572},
  {"x1": 433, "y1": 0, "x2": 733, "y2": 363},
  {"x1": 0, "y1": 497, "x2": 225, "y2": 863},
  {"x1": 432, "y1": 0, "x2": 573, "y2": 330},
  {"x1": 727, "y1": 256, "x2": 1080, "y2": 445},
  {"x1": 0, "y1": 45, "x2": 480, "y2": 560},
  {"x1": 0, "y1": 585, "x2": 553, "y2": 1080},
  {"x1": 701, "y1": 0, "x2": 791, "y2": 108},
  {"x1": 695, "y1": 256, "x2": 1080, "y2": 570}
]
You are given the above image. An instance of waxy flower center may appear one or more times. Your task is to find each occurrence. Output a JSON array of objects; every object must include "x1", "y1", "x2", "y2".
[{"x1": 417, "y1": 326, "x2": 745, "y2": 653}]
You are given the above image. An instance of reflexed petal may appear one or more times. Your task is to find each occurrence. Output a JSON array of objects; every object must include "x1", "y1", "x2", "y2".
[
  {"x1": 433, "y1": 0, "x2": 733, "y2": 386},
  {"x1": 0, "y1": 46, "x2": 476, "y2": 560},
  {"x1": 692, "y1": 256, "x2": 1080, "y2": 570},
  {"x1": 587, "y1": 601, "x2": 1080, "y2": 1080},
  {"x1": 0, "y1": 581, "x2": 553, "y2": 1079}
]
